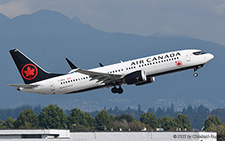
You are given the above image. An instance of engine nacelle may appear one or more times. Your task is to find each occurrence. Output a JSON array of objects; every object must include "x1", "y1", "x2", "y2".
[
  {"x1": 123, "y1": 70, "x2": 147, "y2": 85},
  {"x1": 135, "y1": 76, "x2": 155, "y2": 86}
]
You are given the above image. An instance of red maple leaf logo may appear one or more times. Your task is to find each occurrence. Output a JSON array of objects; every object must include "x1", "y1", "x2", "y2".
[
  {"x1": 176, "y1": 60, "x2": 183, "y2": 67},
  {"x1": 24, "y1": 66, "x2": 35, "y2": 77},
  {"x1": 21, "y1": 64, "x2": 38, "y2": 80}
]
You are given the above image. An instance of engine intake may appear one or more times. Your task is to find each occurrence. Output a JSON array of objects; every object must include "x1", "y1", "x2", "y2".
[
  {"x1": 123, "y1": 70, "x2": 147, "y2": 85},
  {"x1": 135, "y1": 76, "x2": 155, "y2": 86}
]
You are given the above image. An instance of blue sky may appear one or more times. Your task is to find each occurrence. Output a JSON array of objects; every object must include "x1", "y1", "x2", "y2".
[{"x1": 0, "y1": 0, "x2": 225, "y2": 45}]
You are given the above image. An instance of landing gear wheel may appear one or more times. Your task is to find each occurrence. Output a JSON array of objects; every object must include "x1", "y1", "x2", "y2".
[
  {"x1": 111, "y1": 87, "x2": 117, "y2": 93},
  {"x1": 193, "y1": 67, "x2": 199, "y2": 77},
  {"x1": 194, "y1": 73, "x2": 198, "y2": 77},
  {"x1": 117, "y1": 87, "x2": 123, "y2": 94},
  {"x1": 111, "y1": 86, "x2": 124, "y2": 94}
]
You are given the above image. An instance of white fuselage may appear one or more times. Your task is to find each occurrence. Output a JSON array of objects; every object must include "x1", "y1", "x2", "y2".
[{"x1": 19, "y1": 49, "x2": 214, "y2": 94}]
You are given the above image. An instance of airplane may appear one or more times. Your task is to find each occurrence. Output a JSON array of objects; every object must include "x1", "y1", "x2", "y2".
[{"x1": 9, "y1": 49, "x2": 214, "y2": 95}]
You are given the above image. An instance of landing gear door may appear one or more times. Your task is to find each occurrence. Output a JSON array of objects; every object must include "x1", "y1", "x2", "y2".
[{"x1": 186, "y1": 53, "x2": 191, "y2": 62}]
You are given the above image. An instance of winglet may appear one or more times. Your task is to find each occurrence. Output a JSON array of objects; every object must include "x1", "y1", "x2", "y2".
[
  {"x1": 66, "y1": 58, "x2": 78, "y2": 69},
  {"x1": 99, "y1": 63, "x2": 104, "y2": 67}
]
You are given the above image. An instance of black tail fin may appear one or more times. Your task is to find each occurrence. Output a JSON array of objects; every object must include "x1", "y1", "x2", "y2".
[{"x1": 9, "y1": 49, "x2": 62, "y2": 84}]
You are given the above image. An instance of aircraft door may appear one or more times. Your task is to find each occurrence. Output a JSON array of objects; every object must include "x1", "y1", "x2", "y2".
[
  {"x1": 186, "y1": 53, "x2": 191, "y2": 62},
  {"x1": 49, "y1": 82, "x2": 55, "y2": 92}
]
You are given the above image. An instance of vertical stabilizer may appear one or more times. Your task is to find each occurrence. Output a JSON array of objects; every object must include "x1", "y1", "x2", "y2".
[{"x1": 9, "y1": 49, "x2": 62, "y2": 84}]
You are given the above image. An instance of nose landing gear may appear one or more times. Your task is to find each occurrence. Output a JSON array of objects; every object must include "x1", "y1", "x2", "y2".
[
  {"x1": 193, "y1": 65, "x2": 204, "y2": 77},
  {"x1": 193, "y1": 72, "x2": 198, "y2": 77},
  {"x1": 111, "y1": 85, "x2": 123, "y2": 94},
  {"x1": 193, "y1": 67, "x2": 198, "y2": 77}
]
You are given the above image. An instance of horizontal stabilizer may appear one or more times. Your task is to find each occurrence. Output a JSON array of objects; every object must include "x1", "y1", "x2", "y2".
[{"x1": 8, "y1": 84, "x2": 39, "y2": 88}]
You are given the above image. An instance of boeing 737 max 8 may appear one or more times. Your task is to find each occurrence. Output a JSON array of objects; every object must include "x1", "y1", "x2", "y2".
[{"x1": 9, "y1": 49, "x2": 214, "y2": 94}]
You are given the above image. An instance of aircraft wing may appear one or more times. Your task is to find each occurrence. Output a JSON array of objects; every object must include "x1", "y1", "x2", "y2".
[
  {"x1": 76, "y1": 68, "x2": 123, "y2": 84},
  {"x1": 65, "y1": 58, "x2": 123, "y2": 84},
  {"x1": 8, "y1": 84, "x2": 39, "y2": 88}
]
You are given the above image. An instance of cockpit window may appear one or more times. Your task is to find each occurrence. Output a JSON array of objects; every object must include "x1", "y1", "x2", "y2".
[{"x1": 193, "y1": 51, "x2": 206, "y2": 55}]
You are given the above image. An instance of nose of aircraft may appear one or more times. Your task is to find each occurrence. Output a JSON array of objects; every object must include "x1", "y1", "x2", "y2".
[
  {"x1": 208, "y1": 53, "x2": 214, "y2": 60},
  {"x1": 205, "y1": 53, "x2": 214, "y2": 62}
]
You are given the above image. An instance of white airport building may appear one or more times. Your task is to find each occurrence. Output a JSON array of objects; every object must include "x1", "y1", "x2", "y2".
[{"x1": 0, "y1": 129, "x2": 217, "y2": 141}]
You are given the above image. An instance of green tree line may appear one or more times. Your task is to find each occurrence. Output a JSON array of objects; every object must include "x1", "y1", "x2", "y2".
[
  {"x1": 1, "y1": 104, "x2": 224, "y2": 140},
  {"x1": 203, "y1": 115, "x2": 225, "y2": 141},
  {"x1": 0, "y1": 104, "x2": 192, "y2": 132},
  {"x1": 1, "y1": 104, "x2": 225, "y2": 130}
]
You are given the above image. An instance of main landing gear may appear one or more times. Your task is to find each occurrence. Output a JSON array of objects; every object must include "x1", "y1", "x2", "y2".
[{"x1": 111, "y1": 85, "x2": 123, "y2": 94}]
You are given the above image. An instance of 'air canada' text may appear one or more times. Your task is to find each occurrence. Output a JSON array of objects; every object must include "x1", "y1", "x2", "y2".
[{"x1": 131, "y1": 52, "x2": 181, "y2": 66}]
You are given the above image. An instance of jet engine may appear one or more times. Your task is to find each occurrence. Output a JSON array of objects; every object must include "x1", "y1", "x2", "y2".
[
  {"x1": 135, "y1": 76, "x2": 155, "y2": 86},
  {"x1": 123, "y1": 70, "x2": 147, "y2": 85}
]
